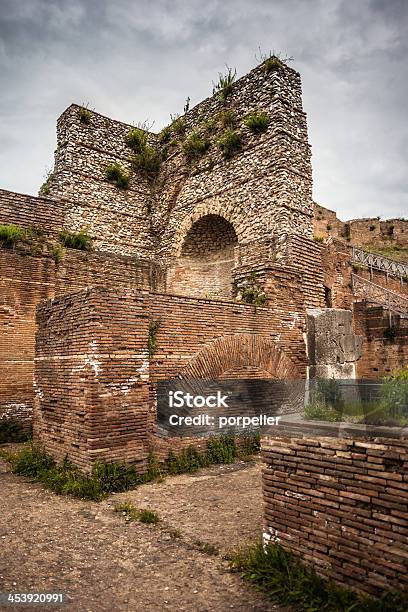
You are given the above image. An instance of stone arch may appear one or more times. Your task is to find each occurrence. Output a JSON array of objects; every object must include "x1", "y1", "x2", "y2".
[
  {"x1": 177, "y1": 334, "x2": 300, "y2": 380},
  {"x1": 166, "y1": 211, "x2": 240, "y2": 299}
]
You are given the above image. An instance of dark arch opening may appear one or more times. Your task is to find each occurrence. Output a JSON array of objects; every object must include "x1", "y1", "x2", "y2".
[{"x1": 167, "y1": 214, "x2": 238, "y2": 299}]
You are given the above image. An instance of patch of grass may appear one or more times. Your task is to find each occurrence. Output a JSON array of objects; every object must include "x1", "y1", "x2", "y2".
[
  {"x1": 0, "y1": 419, "x2": 31, "y2": 444},
  {"x1": 304, "y1": 371, "x2": 408, "y2": 426},
  {"x1": 201, "y1": 117, "x2": 218, "y2": 135},
  {"x1": 4, "y1": 434, "x2": 260, "y2": 501},
  {"x1": 50, "y1": 244, "x2": 64, "y2": 263},
  {"x1": 59, "y1": 230, "x2": 92, "y2": 251},
  {"x1": 139, "y1": 508, "x2": 160, "y2": 524},
  {"x1": 313, "y1": 235, "x2": 324, "y2": 242},
  {"x1": 304, "y1": 401, "x2": 342, "y2": 422},
  {"x1": 327, "y1": 224, "x2": 332, "y2": 231},
  {"x1": 105, "y1": 163, "x2": 130, "y2": 189},
  {"x1": 148, "y1": 319, "x2": 161, "y2": 358},
  {"x1": 364, "y1": 244, "x2": 408, "y2": 262},
  {"x1": 231, "y1": 541, "x2": 408, "y2": 611},
  {"x1": 244, "y1": 111, "x2": 269, "y2": 134},
  {"x1": 6, "y1": 446, "x2": 150, "y2": 501},
  {"x1": 212, "y1": 66, "x2": 237, "y2": 101},
  {"x1": 207, "y1": 435, "x2": 236, "y2": 464},
  {"x1": 114, "y1": 502, "x2": 160, "y2": 524},
  {"x1": 263, "y1": 55, "x2": 283, "y2": 73},
  {"x1": 182, "y1": 131, "x2": 210, "y2": 161},
  {"x1": 0, "y1": 224, "x2": 25, "y2": 247},
  {"x1": 217, "y1": 110, "x2": 237, "y2": 129},
  {"x1": 217, "y1": 128, "x2": 242, "y2": 159},
  {"x1": 78, "y1": 106, "x2": 92, "y2": 125}
]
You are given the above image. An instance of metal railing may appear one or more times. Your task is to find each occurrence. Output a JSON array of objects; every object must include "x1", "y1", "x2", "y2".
[
  {"x1": 351, "y1": 246, "x2": 408, "y2": 280},
  {"x1": 352, "y1": 273, "x2": 408, "y2": 317}
]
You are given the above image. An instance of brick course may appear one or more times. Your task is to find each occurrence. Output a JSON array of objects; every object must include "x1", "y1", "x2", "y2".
[{"x1": 262, "y1": 435, "x2": 408, "y2": 596}]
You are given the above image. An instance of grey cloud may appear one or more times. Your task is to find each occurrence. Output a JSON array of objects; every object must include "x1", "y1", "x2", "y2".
[{"x1": 0, "y1": 0, "x2": 406, "y2": 220}]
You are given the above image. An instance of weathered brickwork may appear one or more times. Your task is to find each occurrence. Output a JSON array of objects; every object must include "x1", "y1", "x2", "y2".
[
  {"x1": 353, "y1": 302, "x2": 408, "y2": 378},
  {"x1": 34, "y1": 287, "x2": 303, "y2": 470},
  {"x1": 262, "y1": 435, "x2": 408, "y2": 596},
  {"x1": 0, "y1": 247, "x2": 164, "y2": 424}
]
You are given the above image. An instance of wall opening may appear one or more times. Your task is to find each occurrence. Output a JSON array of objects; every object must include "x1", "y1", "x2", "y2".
[{"x1": 167, "y1": 214, "x2": 238, "y2": 299}]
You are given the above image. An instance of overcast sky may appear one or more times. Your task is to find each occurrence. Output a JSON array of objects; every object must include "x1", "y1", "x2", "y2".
[{"x1": 0, "y1": 0, "x2": 406, "y2": 220}]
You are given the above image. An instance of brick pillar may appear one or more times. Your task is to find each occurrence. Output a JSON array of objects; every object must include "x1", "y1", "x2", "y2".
[{"x1": 34, "y1": 288, "x2": 150, "y2": 472}]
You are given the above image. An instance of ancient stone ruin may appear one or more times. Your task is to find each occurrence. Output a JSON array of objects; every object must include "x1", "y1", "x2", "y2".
[{"x1": 0, "y1": 59, "x2": 407, "y2": 596}]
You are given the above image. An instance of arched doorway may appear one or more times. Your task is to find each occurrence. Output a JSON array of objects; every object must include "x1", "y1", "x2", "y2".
[{"x1": 167, "y1": 214, "x2": 238, "y2": 299}]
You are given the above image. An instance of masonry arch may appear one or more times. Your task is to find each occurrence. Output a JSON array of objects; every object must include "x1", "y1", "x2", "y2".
[
  {"x1": 172, "y1": 334, "x2": 304, "y2": 420},
  {"x1": 177, "y1": 334, "x2": 300, "y2": 380},
  {"x1": 167, "y1": 213, "x2": 239, "y2": 299}
]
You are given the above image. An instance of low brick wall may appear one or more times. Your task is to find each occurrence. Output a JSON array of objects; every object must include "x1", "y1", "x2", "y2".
[
  {"x1": 34, "y1": 287, "x2": 303, "y2": 471},
  {"x1": 262, "y1": 434, "x2": 408, "y2": 596}
]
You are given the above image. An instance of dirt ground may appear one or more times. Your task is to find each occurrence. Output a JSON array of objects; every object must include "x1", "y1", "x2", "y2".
[{"x1": 0, "y1": 449, "x2": 283, "y2": 612}]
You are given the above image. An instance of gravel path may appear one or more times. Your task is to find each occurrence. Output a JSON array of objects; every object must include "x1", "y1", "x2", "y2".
[{"x1": 0, "y1": 451, "x2": 283, "y2": 612}]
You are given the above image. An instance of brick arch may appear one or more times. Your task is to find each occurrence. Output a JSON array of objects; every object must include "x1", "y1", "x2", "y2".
[
  {"x1": 176, "y1": 334, "x2": 300, "y2": 380},
  {"x1": 169, "y1": 197, "x2": 249, "y2": 258}
]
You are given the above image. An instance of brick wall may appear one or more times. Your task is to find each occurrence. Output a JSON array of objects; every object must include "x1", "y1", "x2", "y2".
[
  {"x1": 353, "y1": 302, "x2": 408, "y2": 378},
  {"x1": 0, "y1": 248, "x2": 164, "y2": 424},
  {"x1": 34, "y1": 287, "x2": 305, "y2": 470},
  {"x1": 262, "y1": 435, "x2": 408, "y2": 596}
]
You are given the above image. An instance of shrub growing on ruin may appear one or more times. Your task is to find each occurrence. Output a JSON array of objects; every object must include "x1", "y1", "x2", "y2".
[
  {"x1": 147, "y1": 319, "x2": 161, "y2": 357},
  {"x1": 212, "y1": 66, "x2": 237, "y2": 101},
  {"x1": 39, "y1": 169, "x2": 54, "y2": 196},
  {"x1": 217, "y1": 128, "x2": 242, "y2": 159},
  {"x1": 158, "y1": 125, "x2": 171, "y2": 144},
  {"x1": 132, "y1": 146, "x2": 161, "y2": 178},
  {"x1": 170, "y1": 115, "x2": 186, "y2": 137},
  {"x1": 244, "y1": 111, "x2": 270, "y2": 134},
  {"x1": 105, "y1": 163, "x2": 130, "y2": 189},
  {"x1": 217, "y1": 110, "x2": 237, "y2": 129},
  {"x1": 263, "y1": 55, "x2": 284, "y2": 73},
  {"x1": 182, "y1": 131, "x2": 210, "y2": 161},
  {"x1": 0, "y1": 224, "x2": 25, "y2": 247},
  {"x1": 313, "y1": 235, "x2": 324, "y2": 242},
  {"x1": 59, "y1": 230, "x2": 92, "y2": 251},
  {"x1": 125, "y1": 128, "x2": 148, "y2": 153},
  {"x1": 78, "y1": 106, "x2": 92, "y2": 125}
]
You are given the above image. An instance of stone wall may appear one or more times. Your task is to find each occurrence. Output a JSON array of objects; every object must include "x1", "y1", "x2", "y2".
[
  {"x1": 262, "y1": 435, "x2": 408, "y2": 596},
  {"x1": 34, "y1": 287, "x2": 305, "y2": 470},
  {"x1": 44, "y1": 62, "x2": 312, "y2": 267},
  {"x1": 313, "y1": 203, "x2": 408, "y2": 250}
]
